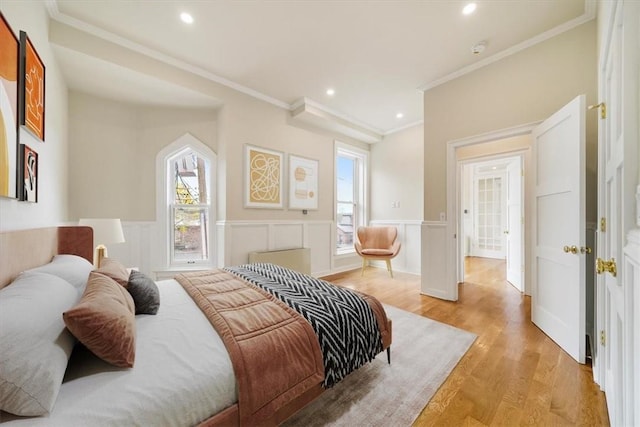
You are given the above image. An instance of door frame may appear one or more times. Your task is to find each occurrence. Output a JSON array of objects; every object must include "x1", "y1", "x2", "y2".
[
  {"x1": 446, "y1": 122, "x2": 539, "y2": 300},
  {"x1": 458, "y1": 153, "x2": 524, "y2": 285}
]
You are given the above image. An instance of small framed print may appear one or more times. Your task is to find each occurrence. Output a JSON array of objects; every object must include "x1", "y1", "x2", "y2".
[
  {"x1": 19, "y1": 144, "x2": 37, "y2": 202},
  {"x1": 288, "y1": 154, "x2": 318, "y2": 210},
  {"x1": 19, "y1": 31, "x2": 45, "y2": 141}
]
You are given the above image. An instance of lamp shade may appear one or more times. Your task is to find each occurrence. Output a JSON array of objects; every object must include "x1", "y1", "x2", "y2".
[{"x1": 79, "y1": 218, "x2": 125, "y2": 246}]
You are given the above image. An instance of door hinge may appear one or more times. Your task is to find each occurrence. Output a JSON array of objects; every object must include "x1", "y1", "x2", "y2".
[
  {"x1": 588, "y1": 102, "x2": 607, "y2": 119},
  {"x1": 600, "y1": 217, "x2": 606, "y2": 232},
  {"x1": 600, "y1": 330, "x2": 606, "y2": 346}
]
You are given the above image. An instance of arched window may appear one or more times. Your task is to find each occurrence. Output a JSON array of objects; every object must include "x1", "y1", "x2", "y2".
[{"x1": 156, "y1": 134, "x2": 216, "y2": 269}]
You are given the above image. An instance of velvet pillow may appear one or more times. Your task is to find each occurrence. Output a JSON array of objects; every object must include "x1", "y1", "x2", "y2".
[
  {"x1": 95, "y1": 257, "x2": 129, "y2": 287},
  {"x1": 26, "y1": 254, "x2": 94, "y2": 293},
  {"x1": 0, "y1": 272, "x2": 78, "y2": 416},
  {"x1": 127, "y1": 270, "x2": 160, "y2": 315},
  {"x1": 63, "y1": 272, "x2": 136, "y2": 368}
]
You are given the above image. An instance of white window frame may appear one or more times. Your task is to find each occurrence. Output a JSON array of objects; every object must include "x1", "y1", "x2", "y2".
[
  {"x1": 334, "y1": 141, "x2": 369, "y2": 256},
  {"x1": 155, "y1": 134, "x2": 216, "y2": 270}
]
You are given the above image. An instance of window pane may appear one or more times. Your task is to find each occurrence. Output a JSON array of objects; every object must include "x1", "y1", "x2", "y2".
[
  {"x1": 173, "y1": 152, "x2": 209, "y2": 205},
  {"x1": 337, "y1": 202, "x2": 354, "y2": 250},
  {"x1": 337, "y1": 156, "x2": 354, "y2": 203},
  {"x1": 173, "y1": 206, "x2": 209, "y2": 261}
]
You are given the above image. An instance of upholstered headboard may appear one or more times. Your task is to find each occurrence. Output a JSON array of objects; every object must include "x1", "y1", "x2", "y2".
[{"x1": 0, "y1": 226, "x2": 93, "y2": 289}]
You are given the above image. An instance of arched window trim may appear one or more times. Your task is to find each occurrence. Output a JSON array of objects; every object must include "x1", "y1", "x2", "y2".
[{"x1": 155, "y1": 133, "x2": 216, "y2": 270}]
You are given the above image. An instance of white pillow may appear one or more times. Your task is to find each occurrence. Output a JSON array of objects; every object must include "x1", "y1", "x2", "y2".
[
  {"x1": 0, "y1": 272, "x2": 78, "y2": 416},
  {"x1": 26, "y1": 254, "x2": 94, "y2": 293}
]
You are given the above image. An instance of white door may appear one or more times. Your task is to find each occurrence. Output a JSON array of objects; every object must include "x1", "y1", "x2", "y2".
[
  {"x1": 531, "y1": 94, "x2": 586, "y2": 364},
  {"x1": 506, "y1": 159, "x2": 523, "y2": 291},
  {"x1": 595, "y1": 1, "x2": 639, "y2": 425}
]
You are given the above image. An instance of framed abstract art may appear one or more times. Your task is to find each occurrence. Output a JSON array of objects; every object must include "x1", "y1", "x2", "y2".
[
  {"x1": 244, "y1": 144, "x2": 283, "y2": 209},
  {"x1": 19, "y1": 30, "x2": 45, "y2": 141},
  {"x1": 0, "y1": 13, "x2": 19, "y2": 199},
  {"x1": 19, "y1": 143, "x2": 37, "y2": 202},
  {"x1": 288, "y1": 154, "x2": 318, "y2": 210}
]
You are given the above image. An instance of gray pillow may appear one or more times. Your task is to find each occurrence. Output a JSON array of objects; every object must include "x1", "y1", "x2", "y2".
[
  {"x1": 0, "y1": 272, "x2": 78, "y2": 416},
  {"x1": 26, "y1": 254, "x2": 93, "y2": 293},
  {"x1": 127, "y1": 271, "x2": 160, "y2": 315}
]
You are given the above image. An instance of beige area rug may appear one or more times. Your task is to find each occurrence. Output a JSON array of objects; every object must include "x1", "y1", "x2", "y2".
[{"x1": 283, "y1": 304, "x2": 477, "y2": 427}]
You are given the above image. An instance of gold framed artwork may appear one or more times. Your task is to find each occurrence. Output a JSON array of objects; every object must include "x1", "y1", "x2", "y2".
[
  {"x1": 19, "y1": 30, "x2": 45, "y2": 141},
  {"x1": 244, "y1": 144, "x2": 283, "y2": 209},
  {"x1": 0, "y1": 12, "x2": 19, "y2": 199},
  {"x1": 288, "y1": 154, "x2": 318, "y2": 210}
]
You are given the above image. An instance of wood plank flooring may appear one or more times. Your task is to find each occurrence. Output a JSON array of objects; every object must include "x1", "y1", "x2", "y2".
[{"x1": 322, "y1": 257, "x2": 609, "y2": 426}]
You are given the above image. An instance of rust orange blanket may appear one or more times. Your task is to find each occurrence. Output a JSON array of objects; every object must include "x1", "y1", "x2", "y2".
[{"x1": 176, "y1": 270, "x2": 324, "y2": 426}]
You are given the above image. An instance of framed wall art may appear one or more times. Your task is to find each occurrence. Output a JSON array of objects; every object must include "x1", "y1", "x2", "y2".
[
  {"x1": 244, "y1": 144, "x2": 283, "y2": 209},
  {"x1": 19, "y1": 143, "x2": 37, "y2": 202},
  {"x1": 19, "y1": 30, "x2": 45, "y2": 141},
  {"x1": 288, "y1": 154, "x2": 318, "y2": 210},
  {"x1": 0, "y1": 12, "x2": 19, "y2": 199}
]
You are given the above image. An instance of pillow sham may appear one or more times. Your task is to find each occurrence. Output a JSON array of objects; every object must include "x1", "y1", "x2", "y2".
[
  {"x1": 95, "y1": 257, "x2": 129, "y2": 287},
  {"x1": 63, "y1": 272, "x2": 136, "y2": 368},
  {"x1": 127, "y1": 270, "x2": 160, "y2": 315},
  {"x1": 0, "y1": 272, "x2": 78, "y2": 416},
  {"x1": 26, "y1": 254, "x2": 93, "y2": 292}
]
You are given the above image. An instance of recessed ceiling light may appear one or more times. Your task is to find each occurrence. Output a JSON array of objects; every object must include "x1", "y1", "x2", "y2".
[
  {"x1": 326, "y1": 88, "x2": 335, "y2": 96},
  {"x1": 462, "y1": 3, "x2": 477, "y2": 15},
  {"x1": 396, "y1": 113, "x2": 404, "y2": 119},
  {"x1": 180, "y1": 12, "x2": 194, "y2": 24}
]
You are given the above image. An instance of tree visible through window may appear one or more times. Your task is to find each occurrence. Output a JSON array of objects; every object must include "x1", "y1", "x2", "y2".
[{"x1": 171, "y1": 150, "x2": 210, "y2": 264}]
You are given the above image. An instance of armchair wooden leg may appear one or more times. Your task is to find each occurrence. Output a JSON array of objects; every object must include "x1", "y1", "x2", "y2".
[
  {"x1": 387, "y1": 347, "x2": 391, "y2": 364},
  {"x1": 386, "y1": 259, "x2": 393, "y2": 278},
  {"x1": 361, "y1": 258, "x2": 367, "y2": 276}
]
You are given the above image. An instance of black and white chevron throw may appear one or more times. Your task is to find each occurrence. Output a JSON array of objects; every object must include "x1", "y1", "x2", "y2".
[{"x1": 225, "y1": 263, "x2": 382, "y2": 388}]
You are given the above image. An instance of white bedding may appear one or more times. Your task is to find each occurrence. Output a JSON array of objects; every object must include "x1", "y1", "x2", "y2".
[{"x1": 1, "y1": 279, "x2": 237, "y2": 426}]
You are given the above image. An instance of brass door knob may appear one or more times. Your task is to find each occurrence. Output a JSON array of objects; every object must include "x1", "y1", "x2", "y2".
[
  {"x1": 580, "y1": 246, "x2": 592, "y2": 254},
  {"x1": 563, "y1": 245, "x2": 578, "y2": 254}
]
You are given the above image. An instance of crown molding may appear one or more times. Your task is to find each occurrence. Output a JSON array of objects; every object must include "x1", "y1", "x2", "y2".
[
  {"x1": 419, "y1": 1, "x2": 597, "y2": 92},
  {"x1": 45, "y1": 0, "x2": 290, "y2": 110},
  {"x1": 383, "y1": 120, "x2": 424, "y2": 136},
  {"x1": 291, "y1": 98, "x2": 383, "y2": 143}
]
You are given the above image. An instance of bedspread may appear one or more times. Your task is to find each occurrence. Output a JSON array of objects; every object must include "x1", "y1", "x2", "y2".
[
  {"x1": 176, "y1": 270, "x2": 324, "y2": 426},
  {"x1": 226, "y1": 263, "x2": 384, "y2": 387}
]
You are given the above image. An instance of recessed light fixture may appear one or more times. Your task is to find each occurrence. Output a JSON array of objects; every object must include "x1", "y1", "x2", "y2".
[
  {"x1": 180, "y1": 12, "x2": 194, "y2": 24},
  {"x1": 462, "y1": 3, "x2": 477, "y2": 15},
  {"x1": 396, "y1": 112, "x2": 404, "y2": 119},
  {"x1": 326, "y1": 88, "x2": 335, "y2": 96}
]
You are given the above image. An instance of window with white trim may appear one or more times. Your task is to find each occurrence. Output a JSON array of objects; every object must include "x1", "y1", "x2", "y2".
[{"x1": 335, "y1": 143, "x2": 368, "y2": 254}]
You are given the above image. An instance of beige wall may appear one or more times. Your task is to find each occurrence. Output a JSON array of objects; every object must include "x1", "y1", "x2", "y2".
[
  {"x1": 370, "y1": 124, "x2": 423, "y2": 221},
  {"x1": 0, "y1": 2, "x2": 69, "y2": 230},
  {"x1": 424, "y1": 21, "x2": 598, "y2": 221},
  {"x1": 68, "y1": 92, "x2": 217, "y2": 221}
]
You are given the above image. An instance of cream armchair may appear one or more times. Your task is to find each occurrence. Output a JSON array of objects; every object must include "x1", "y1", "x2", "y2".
[{"x1": 354, "y1": 226, "x2": 401, "y2": 277}]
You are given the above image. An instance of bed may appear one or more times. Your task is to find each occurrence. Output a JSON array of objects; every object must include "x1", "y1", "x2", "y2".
[{"x1": 0, "y1": 226, "x2": 392, "y2": 426}]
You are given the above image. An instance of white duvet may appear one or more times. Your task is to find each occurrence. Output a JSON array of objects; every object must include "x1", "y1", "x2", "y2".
[{"x1": 1, "y1": 280, "x2": 237, "y2": 426}]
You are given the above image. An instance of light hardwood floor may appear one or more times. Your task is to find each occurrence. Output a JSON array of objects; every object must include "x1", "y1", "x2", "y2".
[{"x1": 322, "y1": 257, "x2": 609, "y2": 426}]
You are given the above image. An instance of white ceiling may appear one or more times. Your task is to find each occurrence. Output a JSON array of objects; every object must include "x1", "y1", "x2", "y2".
[{"x1": 50, "y1": 0, "x2": 592, "y2": 135}]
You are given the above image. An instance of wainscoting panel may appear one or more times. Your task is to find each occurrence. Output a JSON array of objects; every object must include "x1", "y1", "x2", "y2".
[
  {"x1": 228, "y1": 223, "x2": 270, "y2": 266},
  {"x1": 368, "y1": 220, "x2": 422, "y2": 275},
  {"x1": 272, "y1": 223, "x2": 304, "y2": 250},
  {"x1": 107, "y1": 221, "x2": 156, "y2": 276},
  {"x1": 421, "y1": 221, "x2": 452, "y2": 300}
]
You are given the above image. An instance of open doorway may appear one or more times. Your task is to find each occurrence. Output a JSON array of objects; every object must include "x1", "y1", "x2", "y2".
[
  {"x1": 452, "y1": 132, "x2": 533, "y2": 296},
  {"x1": 460, "y1": 155, "x2": 524, "y2": 292}
]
